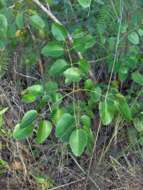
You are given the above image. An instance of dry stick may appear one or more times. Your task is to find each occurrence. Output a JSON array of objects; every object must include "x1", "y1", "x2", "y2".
[
  {"x1": 85, "y1": 1, "x2": 123, "y2": 189},
  {"x1": 32, "y1": 0, "x2": 96, "y2": 82},
  {"x1": 84, "y1": 121, "x2": 102, "y2": 189},
  {"x1": 32, "y1": 0, "x2": 61, "y2": 25},
  {"x1": 69, "y1": 153, "x2": 100, "y2": 190},
  {"x1": 105, "y1": 0, "x2": 123, "y2": 100},
  {"x1": 48, "y1": 178, "x2": 85, "y2": 190}
]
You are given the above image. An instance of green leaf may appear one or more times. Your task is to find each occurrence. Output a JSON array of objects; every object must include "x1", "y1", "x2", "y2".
[
  {"x1": 64, "y1": 67, "x2": 81, "y2": 83},
  {"x1": 22, "y1": 84, "x2": 44, "y2": 103},
  {"x1": 118, "y1": 66, "x2": 129, "y2": 81},
  {"x1": 90, "y1": 86, "x2": 102, "y2": 103},
  {"x1": 95, "y1": 0, "x2": 104, "y2": 4},
  {"x1": 49, "y1": 59, "x2": 68, "y2": 76},
  {"x1": 44, "y1": 81, "x2": 58, "y2": 94},
  {"x1": 133, "y1": 115, "x2": 143, "y2": 132},
  {"x1": 55, "y1": 113, "x2": 75, "y2": 142},
  {"x1": 84, "y1": 79, "x2": 95, "y2": 90},
  {"x1": 115, "y1": 94, "x2": 132, "y2": 121},
  {"x1": 80, "y1": 115, "x2": 91, "y2": 128},
  {"x1": 0, "y1": 14, "x2": 8, "y2": 38},
  {"x1": 22, "y1": 85, "x2": 43, "y2": 97},
  {"x1": 77, "y1": 0, "x2": 91, "y2": 8},
  {"x1": 132, "y1": 71, "x2": 143, "y2": 85},
  {"x1": 0, "y1": 0, "x2": 6, "y2": 9},
  {"x1": 99, "y1": 100, "x2": 114, "y2": 125},
  {"x1": 36, "y1": 120, "x2": 52, "y2": 144},
  {"x1": 51, "y1": 108, "x2": 64, "y2": 124},
  {"x1": 20, "y1": 110, "x2": 38, "y2": 128},
  {"x1": 13, "y1": 124, "x2": 34, "y2": 140},
  {"x1": 69, "y1": 129, "x2": 87, "y2": 157},
  {"x1": 73, "y1": 34, "x2": 95, "y2": 53},
  {"x1": 41, "y1": 42, "x2": 64, "y2": 58},
  {"x1": 51, "y1": 23, "x2": 67, "y2": 41},
  {"x1": 128, "y1": 32, "x2": 139, "y2": 45},
  {"x1": 77, "y1": 59, "x2": 90, "y2": 75},
  {"x1": 30, "y1": 14, "x2": 45, "y2": 29},
  {"x1": 0, "y1": 107, "x2": 8, "y2": 115},
  {"x1": 138, "y1": 28, "x2": 143, "y2": 37},
  {"x1": 16, "y1": 13, "x2": 24, "y2": 29}
]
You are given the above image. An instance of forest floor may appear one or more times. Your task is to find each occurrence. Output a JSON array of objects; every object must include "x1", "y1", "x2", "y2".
[{"x1": 1, "y1": 79, "x2": 143, "y2": 190}]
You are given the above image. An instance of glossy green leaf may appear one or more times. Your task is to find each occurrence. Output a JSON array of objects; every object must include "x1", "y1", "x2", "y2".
[
  {"x1": 69, "y1": 129, "x2": 87, "y2": 157},
  {"x1": 51, "y1": 23, "x2": 67, "y2": 41},
  {"x1": 115, "y1": 94, "x2": 132, "y2": 121},
  {"x1": 22, "y1": 84, "x2": 44, "y2": 103},
  {"x1": 20, "y1": 110, "x2": 38, "y2": 128},
  {"x1": 132, "y1": 71, "x2": 143, "y2": 85},
  {"x1": 55, "y1": 113, "x2": 75, "y2": 142},
  {"x1": 30, "y1": 15, "x2": 45, "y2": 29},
  {"x1": 41, "y1": 42, "x2": 64, "y2": 57},
  {"x1": 16, "y1": 13, "x2": 24, "y2": 29},
  {"x1": 77, "y1": 0, "x2": 91, "y2": 8},
  {"x1": 51, "y1": 108, "x2": 64, "y2": 124},
  {"x1": 99, "y1": 100, "x2": 114, "y2": 125},
  {"x1": 22, "y1": 85, "x2": 43, "y2": 96},
  {"x1": 0, "y1": 14, "x2": 8, "y2": 37},
  {"x1": 36, "y1": 120, "x2": 52, "y2": 144},
  {"x1": 84, "y1": 79, "x2": 95, "y2": 90},
  {"x1": 64, "y1": 67, "x2": 81, "y2": 83},
  {"x1": 80, "y1": 115, "x2": 91, "y2": 128},
  {"x1": 13, "y1": 124, "x2": 34, "y2": 140},
  {"x1": 49, "y1": 59, "x2": 68, "y2": 76},
  {"x1": 128, "y1": 32, "x2": 139, "y2": 45}
]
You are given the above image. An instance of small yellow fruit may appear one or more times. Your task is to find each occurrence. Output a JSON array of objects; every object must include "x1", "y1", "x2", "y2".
[{"x1": 15, "y1": 30, "x2": 21, "y2": 37}]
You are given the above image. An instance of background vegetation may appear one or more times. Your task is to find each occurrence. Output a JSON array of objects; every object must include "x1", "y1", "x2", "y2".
[{"x1": 0, "y1": 0, "x2": 143, "y2": 189}]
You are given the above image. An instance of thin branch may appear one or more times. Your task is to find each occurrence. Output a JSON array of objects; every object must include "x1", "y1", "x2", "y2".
[
  {"x1": 32, "y1": 0, "x2": 61, "y2": 25},
  {"x1": 32, "y1": 0, "x2": 96, "y2": 82}
]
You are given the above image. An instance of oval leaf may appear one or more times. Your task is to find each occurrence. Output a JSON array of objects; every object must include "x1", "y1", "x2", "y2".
[
  {"x1": 132, "y1": 71, "x2": 143, "y2": 86},
  {"x1": 80, "y1": 115, "x2": 91, "y2": 128},
  {"x1": 55, "y1": 113, "x2": 75, "y2": 142},
  {"x1": 49, "y1": 59, "x2": 68, "y2": 76},
  {"x1": 78, "y1": 0, "x2": 91, "y2": 8},
  {"x1": 128, "y1": 32, "x2": 139, "y2": 45},
  {"x1": 69, "y1": 129, "x2": 87, "y2": 157},
  {"x1": 99, "y1": 100, "x2": 114, "y2": 125},
  {"x1": 21, "y1": 84, "x2": 44, "y2": 103},
  {"x1": 64, "y1": 67, "x2": 81, "y2": 83},
  {"x1": 0, "y1": 14, "x2": 8, "y2": 37},
  {"x1": 51, "y1": 23, "x2": 67, "y2": 41},
  {"x1": 41, "y1": 42, "x2": 64, "y2": 58},
  {"x1": 16, "y1": 13, "x2": 24, "y2": 29},
  {"x1": 20, "y1": 110, "x2": 38, "y2": 128},
  {"x1": 13, "y1": 124, "x2": 34, "y2": 140},
  {"x1": 36, "y1": 120, "x2": 52, "y2": 144},
  {"x1": 30, "y1": 14, "x2": 45, "y2": 29},
  {"x1": 115, "y1": 94, "x2": 132, "y2": 121}
]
